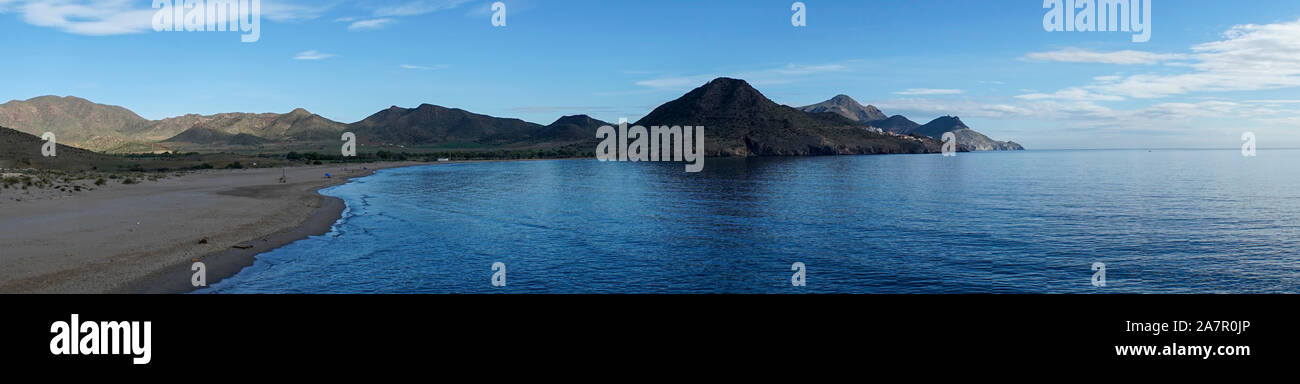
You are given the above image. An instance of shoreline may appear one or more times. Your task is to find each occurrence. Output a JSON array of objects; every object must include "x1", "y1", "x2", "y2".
[
  {"x1": 119, "y1": 194, "x2": 347, "y2": 294},
  {"x1": 0, "y1": 161, "x2": 424, "y2": 294},
  {"x1": 123, "y1": 158, "x2": 574, "y2": 294},
  {"x1": 120, "y1": 163, "x2": 419, "y2": 294}
]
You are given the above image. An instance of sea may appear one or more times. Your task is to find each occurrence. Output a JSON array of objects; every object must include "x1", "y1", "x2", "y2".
[{"x1": 198, "y1": 150, "x2": 1300, "y2": 293}]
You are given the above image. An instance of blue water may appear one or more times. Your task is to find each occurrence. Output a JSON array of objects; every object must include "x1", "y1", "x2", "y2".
[{"x1": 199, "y1": 150, "x2": 1300, "y2": 293}]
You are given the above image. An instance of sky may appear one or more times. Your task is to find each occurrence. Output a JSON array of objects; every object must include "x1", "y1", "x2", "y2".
[{"x1": 2, "y1": 0, "x2": 1300, "y2": 149}]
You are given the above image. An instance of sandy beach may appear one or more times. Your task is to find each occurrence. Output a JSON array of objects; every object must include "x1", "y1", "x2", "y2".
[{"x1": 0, "y1": 162, "x2": 421, "y2": 294}]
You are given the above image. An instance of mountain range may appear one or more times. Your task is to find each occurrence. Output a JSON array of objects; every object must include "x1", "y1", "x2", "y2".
[
  {"x1": 0, "y1": 77, "x2": 1019, "y2": 157},
  {"x1": 636, "y1": 78, "x2": 937, "y2": 156},
  {"x1": 0, "y1": 96, "x2": 350, "y2": 152},
  {"x1": 348, "y1": 104, "x2": 609, "y2": 148},
  {"x1": 797, "y1": 94, "x2": 1022, "y2": 151}
]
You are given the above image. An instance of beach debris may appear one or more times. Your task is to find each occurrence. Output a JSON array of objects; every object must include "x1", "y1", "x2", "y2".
[
  {"x1": 198, "y1": 237, "x2": 209, "y2": 245},
  {"x1": 232, "y1": 244, "x2": 254, "y2": 250}
]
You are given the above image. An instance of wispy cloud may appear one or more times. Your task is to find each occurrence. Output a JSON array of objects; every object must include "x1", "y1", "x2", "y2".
[
  {"x1": 894, "y1": 88, "x2": 965, "y2": 96},
  {"x1": 1016, "y1": 88, "x2": 1125, "y2": 102},
  {"x1": 262, "y1": 0, "x2": 339, "y2": 22},
  {"x1": 634, "y1": 62, "x2": 854, "y2": 90},
  {"x1": 294, "y1": 50, "x2": 337, "y2": 60},
  {"x1": 0, "y1": 0, "x2": 335, "y2": 35},
  {"x1": 372, "y1": 0, "x2": 474, "y2": 17},
  {"x1": 9, "y1": 0, "x2": 155, "y2": 36},
  {"x1": 635, "y1": 75, "x2": 715, "y2": 90},
  {"x1": 400, "y1": 64, "x2": 448, "y2": 70},
  {"x1": 875, "y1": 98, "x2": 1037, "y2": 120},
  {"x1": 1025, "y1": 18, "x2": 1300, "y2": 100},
  {"x1": 348, "y1": 18, "x2": 395, "y2": 30},
  {"x1": 1244, "y1": 99, "x2": 1300, "y2": 104},
  {"x1": 1024, "y1": 48, "x2": 1189, "y2": 65}
]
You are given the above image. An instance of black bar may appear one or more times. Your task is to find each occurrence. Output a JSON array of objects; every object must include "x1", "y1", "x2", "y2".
[{"x1": 2, "y1": 295, "x2": 1291, "y2": 371}]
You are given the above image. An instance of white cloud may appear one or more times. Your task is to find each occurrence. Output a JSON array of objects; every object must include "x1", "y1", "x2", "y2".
[
  {"x1": 372, "y1": 0, "x2": 473, "y2": 17},
  {"x1": 769, "y1": 63, "x2": 848, "y2": 75},
  {"x1": 348, "y1": 18, "x2": 394, "y2": 30},
  {"x1": 635, "y1": 75, "x2": 715, "y2": 90},
  {"x1": 293, "y1": 50, "x2": 336, "y2": 60},
  {"x1": 894, "y1": 88, "x2": 965, "y2": 96},
  {"x1": 1244, "y1": 99, "x2": 1300, "y2": 104},
  {"x1": 261, "y1": 0, "x2": 337, "y2": 22},
  {"x1": 874, "y1": 98, "x2": 1040, "y2": 119},
  {"x1": 1024, "y1": 48, "x2": 1189, "y2": 65},
  {"x1": 13, "y1": 0, "x2": 155, "y2": 36},
  {"x1": 634, "y1": 62, "x2": 855, "y2": 90},
  {"x1": 400, "y1": 64, "x2": 447, "y2": 70},
  {"x1": 1030, "y1": 18, "x2": 1300, "y2": 100},
  {"x1": 1016, "y1": 87, "x2": 1125, "y2": 102},
  {"x1": 0, "y1": 0, "x2": 333, "y2": 35}
]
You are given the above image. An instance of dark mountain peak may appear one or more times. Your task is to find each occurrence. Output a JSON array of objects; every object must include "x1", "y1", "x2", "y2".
[
  {"x1": 350, "y1": 103, "x2": 542, "y2": 146},
  {"x1": 925, "y1": 115, "x2": 968, "y2": 129},
  {"x1": 908, "y1": 115, "x2": 975, "y2": 140},
  {"x1": 535, "y1": 114, "x2": 611, "y2": 143},
  {"x1": 162, "y1": 126, "x2": 271, "y2": 146},
  {"x1": 635, "y1": 78, "x2": 939, "y2": 156},
  {"x1": 705, "y1": 77, "x2": 752, "y2": 88},
  {"x1": 648, "y1": 77, "x2": 773, "y2": 119},
  {"x1": 288, "y1": 107, "x2": 311, "y2": 116},
  {"x1": 549, "y1": 114, "x2": 601, "y2": 127},
  {"x1": 867, "y1": 115, "x2": 922, "y2": 134},
  {"x1": 695, "y1": 77, "x2": 767, "y2": 101},
  {"x1": 415, "y1": 103, "x2": 452, "y2": 111}
]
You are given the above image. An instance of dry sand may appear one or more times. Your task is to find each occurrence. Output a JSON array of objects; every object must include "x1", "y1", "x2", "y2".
[{"x1": 0, "y1": 162, "x2": 421, "y2": 293}]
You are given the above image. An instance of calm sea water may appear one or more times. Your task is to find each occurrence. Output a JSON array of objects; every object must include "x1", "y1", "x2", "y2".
[{"x1": 199, "y1": 150, "x2": 1300, "y2": 294}]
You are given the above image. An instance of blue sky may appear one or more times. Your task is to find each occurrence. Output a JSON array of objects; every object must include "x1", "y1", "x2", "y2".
[{"x1": 2, "y1": 0, "x2": 1300, "y2": 149}]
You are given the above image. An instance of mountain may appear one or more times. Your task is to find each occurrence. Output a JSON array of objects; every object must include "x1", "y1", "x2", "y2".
[
  {"x1": 950, "y1": 128, "x2": 1024, "y2": 151},
  {"x1": 161, "y1": 127, "x2": 272, "y2": 147},
  {"x1": 535, "y1": 115, "x2": 612, "y2": 143},
  {"x1": 0, "y1": 126, "x2": 118, "y2": 170},
  {"x1": 349, "y1": 104, "x2": 547, "y2": 147},
  {"x1": 798, "y1": 95, "x2": 887, "y2": 122},
  {"x1": 156, "y1": 108, "x2": 347, "y2": 147},
  {"x1": 798, "y1": 95, "x2": 1022, "y2": 151},
  {"x1": 912, "y1": 116, "x2": 1024, "y2": 151},
  {"x1": 0, "y1": 96, "x2": 349, "y2": 152},
  {"x1": 867, "y1": 115, "x2": 921, "y2": 134},
  {"x1": 0, "y1": 96, "x2": 155, "y2": 152},
  {"x1": 2, "y1": 86, "x2": 1020, "y2": 156},
  {"x1": 635, "y1": 78, "x2": 939, "y2": 156}
]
